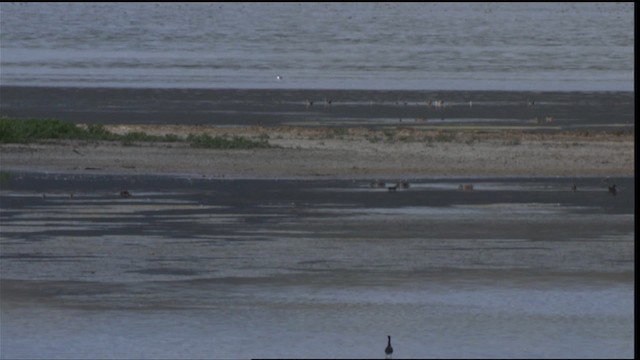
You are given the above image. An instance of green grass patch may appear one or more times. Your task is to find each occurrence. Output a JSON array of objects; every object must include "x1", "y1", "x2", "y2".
[
  {"x1": 0, "y1": 117, "x2": 122, "y2": 143},
  {"x1": 0, "y1": 117, "x2": 273, "y2": 149},
  {"x1": 1, "y1": 117, "x2": 84, "y2": 143}
]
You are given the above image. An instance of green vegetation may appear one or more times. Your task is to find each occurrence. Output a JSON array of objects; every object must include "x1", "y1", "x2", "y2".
[
  {"x1": 0, "y1": 117, "x2": 122, "y2": 143},
  {"x1": 0, "y1": 117, "x2": 274, "y2": 149},
  {"x1": 1, "y1": 117, "x2": 84, "y2": 143}
]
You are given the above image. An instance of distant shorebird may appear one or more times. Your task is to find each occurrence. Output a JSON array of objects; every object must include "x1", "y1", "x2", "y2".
[
  {"x1": 385, "y1": 335, "x2": 394, "y2": 357},
  {"x1": 276, "y1": 74, "x2": 282, "y2": 80},
  {"x1": 608, "y1": 184, "x2": 617, "y2": 196},
  {"x1": 120, "y1": 189, "x2": 132, "y2": 198}
]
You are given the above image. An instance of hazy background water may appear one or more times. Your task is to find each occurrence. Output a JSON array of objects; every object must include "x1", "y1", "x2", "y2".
[{"x1": 0, "y1": 2, "x2": 635, "y2": 91}]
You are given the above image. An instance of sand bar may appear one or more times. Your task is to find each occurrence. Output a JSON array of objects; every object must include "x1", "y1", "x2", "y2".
[
  {"x1": 0, "y1": 86, "x2": 634, "y2": 179},
  {"x1": 0, "y1": 124, "x2": 633, "y2": 179}
]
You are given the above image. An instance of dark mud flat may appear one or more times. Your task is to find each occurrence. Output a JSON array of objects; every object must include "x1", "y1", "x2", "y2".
[
  {"x1": 1, "y1": 172, "x2": 634, "y2": 286},
  {"x1": 0, "y1": 86, "x2": 634, "y2": 129}
]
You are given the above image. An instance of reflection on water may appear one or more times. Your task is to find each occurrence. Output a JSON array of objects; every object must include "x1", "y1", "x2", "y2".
[{"x1": 0, "y1": 173, "x2": 634, "y2": 358}]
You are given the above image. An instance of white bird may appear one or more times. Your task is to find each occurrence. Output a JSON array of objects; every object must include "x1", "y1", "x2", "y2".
[{"x1": 276, "y1": 75, "x2": 282, "y2": 80}]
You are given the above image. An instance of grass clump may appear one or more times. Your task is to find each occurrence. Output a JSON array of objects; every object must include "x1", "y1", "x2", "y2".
[
  {"x1": 0, "y1": 117, "x2": 121, "y2": 143},
  {"x1": 1, "y1": 117, "x2": 84, "y2": 143},
  {"x1": 0, "y1": 117, "x2": 274, "y2": 149}
]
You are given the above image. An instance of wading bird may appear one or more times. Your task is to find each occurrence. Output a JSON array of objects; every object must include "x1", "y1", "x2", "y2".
[{"x1": 385, "y1": 335, "x2": 394, "y2": 357}]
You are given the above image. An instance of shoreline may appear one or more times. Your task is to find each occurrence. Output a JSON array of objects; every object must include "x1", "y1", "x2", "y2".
[
  {"x1": 1, "y1": 86, "x2": 634, "y2": 180},
  {"x1": 0, "y1": 124, "x2": 634, "y2": 180}
]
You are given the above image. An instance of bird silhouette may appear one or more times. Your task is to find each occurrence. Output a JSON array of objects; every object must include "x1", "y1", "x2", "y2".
[{"x1": 385, "y1": 335, "x2": 393, "y2": 357}]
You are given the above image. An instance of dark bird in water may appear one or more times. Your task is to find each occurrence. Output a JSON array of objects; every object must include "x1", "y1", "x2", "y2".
[
  {"x1": 608, "y1": 184, "x2": 617, "y2": 196},
  {"x1": 120, "y1": 189, "x2": 132, "y2": 198},
  {"x1": 385, "y1": 335, "x2": 393, "y2": 356}
]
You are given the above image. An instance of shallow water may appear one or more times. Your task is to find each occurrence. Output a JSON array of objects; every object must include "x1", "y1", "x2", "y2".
[
  {"x1": 0, "y1": 3, "x2": 634, "y2": 91},
  {"x1": 0, "y1": 173, "x2": 634, "y2": 358}
]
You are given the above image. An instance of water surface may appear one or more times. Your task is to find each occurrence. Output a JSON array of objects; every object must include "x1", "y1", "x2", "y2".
[
  {"x1": 0, "y1": 3, "x2": 634, "y2": 91},
  {"x1": 0, "y1": 174, "x2": 634, "y2": 358}
]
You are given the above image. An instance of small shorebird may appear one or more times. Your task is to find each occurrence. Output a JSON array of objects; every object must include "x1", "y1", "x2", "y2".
[
  {"x1": 385, "y1": 335, "x2": 394, "y2": 358},
  {"x1": 276, "y1": 75, "x2": 282, "y2": 80},
  {"x1": 608, "y1": 184, "x2": 617, "y2": 196},
  {"x1": 120, "y1": 189, "x2": 132, "y2": 198}
]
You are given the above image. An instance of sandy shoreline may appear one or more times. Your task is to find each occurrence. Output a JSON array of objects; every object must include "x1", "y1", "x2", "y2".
[{"x1": 0, "y1": 124, "x2": 634, "y2": 179}]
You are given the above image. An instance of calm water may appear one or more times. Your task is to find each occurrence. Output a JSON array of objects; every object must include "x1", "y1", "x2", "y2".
[
  {"x1": 0, "y1": 2, "x2": 635, "y2": 91},
  {"x1": 0, "y1": 174, "x2": 635, "y2": 358}
]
